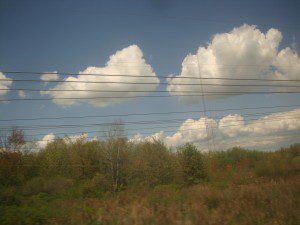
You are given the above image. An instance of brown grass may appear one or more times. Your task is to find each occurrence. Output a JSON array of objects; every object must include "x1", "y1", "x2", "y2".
[{"x1": 87, "y1": 177, "x2": 299, "y2": 225}]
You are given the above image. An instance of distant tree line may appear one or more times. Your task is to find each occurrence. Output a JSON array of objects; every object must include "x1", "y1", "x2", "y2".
[{"x1": 1, "y1": 125, "x2": 299, "y2": 195}]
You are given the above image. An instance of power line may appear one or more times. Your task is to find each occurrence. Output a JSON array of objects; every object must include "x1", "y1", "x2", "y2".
[
  {"x1": 0, "y1": 104, "x2": 298, "y2": 122},
  {"x1": 4, "y1": 88, "x2": 300, "y2": 93},
  {"x1": 5, "y1": 117, "x2": 300, "y2": 144},
  {"x1": 2, "y1": 78, "x2": 300, "y2": 87},
  {"x1": 196, "y1": 51, "x2": 212, "y2": 151},
  {"x1": 2, "y1": 89, "x2": 300, "y2": 95},
  {"x1": 212, "y1": 133, "x2": 300, "y2": 148},
  {"x1": 13, "y1": 109, "x2": 298, "y2": 138},
  {"x1": 1, "y1": 112, "x2": 299, "y2": 132},
  {"x1": 1, "y1": 92, "x2": 299, "y2": 102},
  {"x1": 5, "y1": 132, "x2": 300, "y2": 163},
  {"x1": 1, "y1": 70, "x2": 300, "y2": 82}
]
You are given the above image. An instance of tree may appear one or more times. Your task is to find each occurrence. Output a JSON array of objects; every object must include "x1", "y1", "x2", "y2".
[
  {"x1": 0, "y1": 128, "x2": 26, "y2": 152},
  {"x1": 102, "y1": 121, "x2": 128, "y2": 192},
  {"x1": 127, "y1": 140, "x2": 180, "y2": 187},
  {"x1": 178, "y1": 143, "x2": 207, "y2": 185}
]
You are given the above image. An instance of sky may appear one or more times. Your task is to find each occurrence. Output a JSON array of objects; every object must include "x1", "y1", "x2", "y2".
[{"x1": 0, "y1": 0, "x2": 299, "y2": 151}]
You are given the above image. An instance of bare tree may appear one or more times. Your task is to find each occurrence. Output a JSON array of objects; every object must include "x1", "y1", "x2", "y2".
[
  {"x1": 0, "y1": 128, "x2": 26, "y2": 152},
  {"x1": 102, "y1": 120, "x2": 127, "y2": 192}
]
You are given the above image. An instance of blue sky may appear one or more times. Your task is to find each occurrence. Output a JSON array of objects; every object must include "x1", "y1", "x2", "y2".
[{"x1": 0, "y1": 0, "x2": 299, "y2": 150}]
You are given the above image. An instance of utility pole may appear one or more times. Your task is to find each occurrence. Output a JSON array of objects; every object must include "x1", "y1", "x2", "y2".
[{"x1": 196, "y1": 52, "x2": 216, "y2": 152}]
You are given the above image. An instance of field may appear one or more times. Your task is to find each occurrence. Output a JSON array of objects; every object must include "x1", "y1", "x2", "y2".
[{"x1": 0, "y1": 140, "x2": 299, "y2": 225}]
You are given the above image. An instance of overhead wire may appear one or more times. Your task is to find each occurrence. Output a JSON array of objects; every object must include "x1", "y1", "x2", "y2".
[
  {"x1": 6, "y1": 108, "x2": 297, "y2": 138},
  {"x1": 1, "y1": 70, "x2": 300, "y2": 82},
  {"x1": 3, "y1": 118, "x2": 300, "y2": 144},
  {"x1": 0, "y1": 104, "x2": 298, "y2": 123},
  {"x1": 2, "y1": 89, "x2": 300, "y2": 94},
  {"x1": 5, "y1": 132, "x2": 300, "y2": 164},
  {"x1": 1, "y1": 110, "x2": 299, "y2": 132},
  {"x1": 1, "y1": 92, "x2": 299, "y2": 102},
  {"x1": 2, "y1": 78, "x2": 300, "y2": 87}
]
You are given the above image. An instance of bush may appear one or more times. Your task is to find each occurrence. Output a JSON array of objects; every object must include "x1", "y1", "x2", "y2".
[
  {"x1": 23, "y1": 177, "x2": 73, "y2": 195},
  {"x1": 127, "y1": 141, "x2": 180, "y2": 187},
  {"x1": 178, "y1": 143, "x2": 208, "y2": 185},
  {"x1": 0, "y1": 186, "x2": 21, "y2": 206},
  {"x1": 255, "y1": 153, "x2": 299, "y2": 178},
  {"x1": 78, "y1": 173, "x2": 111, "y2": 198}
]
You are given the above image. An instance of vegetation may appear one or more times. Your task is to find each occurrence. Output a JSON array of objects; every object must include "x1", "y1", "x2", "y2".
[{"x1": 0, "y1": 129, "x2": 299, "y2": 224}]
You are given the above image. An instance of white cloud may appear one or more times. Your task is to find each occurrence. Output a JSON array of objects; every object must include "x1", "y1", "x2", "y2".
[
  {"x1": 130, "y1": 108, "x2": 300, "y2": 151},
  {"x1": 219, "y1": 108, "x2": 300, "y2": 137},
  {"x1": 18, "y1": 90, "x2": 26, "y2": 98},
  {"x1": 130, "y1": 131, "x2": 165, "y2": 143},
  {"x1": 165, "y1": 117, "x2": 217, "y2": 147},
  {"x1": 0, "y1": 72, "x2": 12, "y2": 97},
  {"x1": 37, "y1": 133, "x2": 56, "y2": 148},
  {"x1": 37, "y1": 109, "x2": 299, "y2": 151},
  {"x1": 41, "y1": 45, "x2": 159, "y2": 107},
  {"x1": 37, "y1": 133, "x2": 90, "y2": 148},
  {"x1": 273, "y1": 47, "x2": 300, "y2": 80},
  {"x1": 40, "y1": 71, "x2": 59, "y2": 81},
  {"x1": 218, "y1": 114, "x2": 245, "y2": 137},
  {"x1": 63, "y1": 133, "x2": 88, "y2": 144},
  {"x1": 243, "y1": 108, "x2": 300, "y2": 135},
  {"x1": 167, "y1": 24, "x2": 299, "y2": 103}
]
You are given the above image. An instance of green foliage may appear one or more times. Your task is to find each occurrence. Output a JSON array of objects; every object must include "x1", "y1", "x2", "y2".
[
  {"x1": 23, "y1": 177, "x2": 73, "y2": 195},
  {"x1": 178, "y1": 143, "x2": 208, "y2": 185},
  {"x1": 0, "y1": 186, "x2": 21, "y2": 206},
  {"x1": 0, "y1": 139, "x2": 299, "y2": 224},
  {"x1": 210, "y1": 147, "x2": 266, "y2": 169},
  {"x1": 78, "y1": 173, "x2": 111, "y2": 198},
  {"x1": 255, "y1": 146, "x2": 300, "y2": 178},
  {"x1": 126, "y1": 141, "x2": 180, "y2": 187}
]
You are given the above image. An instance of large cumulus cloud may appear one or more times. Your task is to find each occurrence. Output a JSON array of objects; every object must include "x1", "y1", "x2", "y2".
[
  {"x1": 132, "y1": 108, "x2": 300, "y2": 151},
  {"x1": 219, "y1": 108, "x2": 300, "y2": 137},
  {"x1": 273, "y1": 47, "x2": 300, "y2": 80},
  {"x1": 0, "y1": 72, "x2": 12, "y2": 98},
  {"x1": 41, "y1": 45, "x2": 159, "y2": 107},
  {"x1": 41, "y1": 71, "x2": 59, "y2": 82},
  {"x1": 165, "y1": 117, "x2": 217, "y2": 146},
  {"x1": 37, "y1": 133, "x2": 90, "y2": 148},
  {"x1": 167, "y1": 24, "x2": 299, "y2": 103}
]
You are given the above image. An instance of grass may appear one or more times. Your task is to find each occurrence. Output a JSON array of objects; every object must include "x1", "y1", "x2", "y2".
[{"x1": 0, "y1": 143, "x2": 299, "y2": 224}]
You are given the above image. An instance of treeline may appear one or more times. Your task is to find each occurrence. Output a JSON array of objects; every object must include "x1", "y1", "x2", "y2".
[
  {"x1": 1, "y1": 138, "x2": 208, "y2": 193},
  {"x1": 1, "y1": 131, "x2": 299, "y2": 194},
  {"x1": 0, "y1": 128, "x2": 299, "y2": 224}
]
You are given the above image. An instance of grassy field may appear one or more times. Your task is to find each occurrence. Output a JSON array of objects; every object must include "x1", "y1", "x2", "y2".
[{"x1": 0, "y1": 140, "x2": 299, "y2": 225}]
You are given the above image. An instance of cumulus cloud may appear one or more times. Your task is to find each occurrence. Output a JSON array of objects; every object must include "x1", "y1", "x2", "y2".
[
  {"x1": 37, "y1": 133, "x2": 56, "y2": 148},
  {"x1": 218, "y1": 109, "x2": 300, "y2": 137},
  {"x1": 242, "y1": 109, "x2": 300, "y2": 135},
  {"x1": 40, "y1": 71, "x2": 59, "y2": 81},
  {"x1": 36, "y1": 109, "x2": 299, "y2": 151},
  {"x1": 218, "y1": 114, "x2": 245, "y2": 138},
  {"x1": 37, "y1": 133, "x2": 90, "y2": 148},
  {"x1": 165, "y1": 117, "x2": 217, "y2": 147},
  {"x1": 131, "y1": 108, "x2": 300, "y2": 151},
  {"x1": 130, "y1": 131, "x2": 165, "y2": 143},
  {"x1": 273, "y1": 47, "x2": 300, "y2": 80},
  {"x1": 0, "y1": 72, "x2": 12, "y2": 97},
  {"x1": 63, "y1": 133, "x2": 89, "y2": 144},
  {"x1": 18, "y1": 90, "x2": 26, "y2": 98},
  {"x1": 41, "y1": 45, "x2": 159, "y2": 107},
  {"x1": 167, "y1": 24, "x2": 299, "y2": 103}
]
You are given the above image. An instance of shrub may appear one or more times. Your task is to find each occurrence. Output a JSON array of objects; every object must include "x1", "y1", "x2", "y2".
[
  {"x1": 79, "y1": 173, "x2": 111, "y2": 198},
  {"x1": 23, "y1": 177, "x2": 73, "y2": 195},
  {"x1": 127, "y1": 141, "x2": 180, "y2": 187},
  {"x1": 178, "y1": 143, "x2": 208, "y2": 185},
  {"x1": 0, "y1": 186, "x2": 21, "y2": 206}
]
